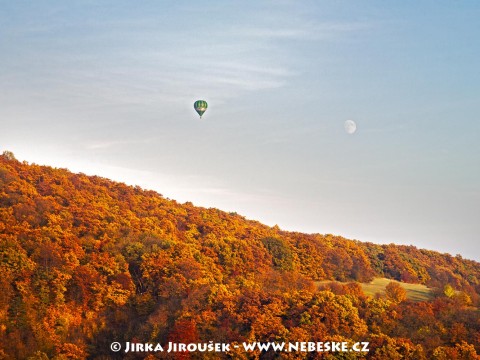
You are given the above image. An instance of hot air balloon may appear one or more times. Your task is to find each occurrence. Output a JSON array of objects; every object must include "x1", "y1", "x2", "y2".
[{"x1": 194, "y1": 100, "x2": 208, "y2": 119}]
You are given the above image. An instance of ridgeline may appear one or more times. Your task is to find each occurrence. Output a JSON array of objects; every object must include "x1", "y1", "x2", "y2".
[{"x1": 1, "y1": 151, "x2": 479, "y2": 359}]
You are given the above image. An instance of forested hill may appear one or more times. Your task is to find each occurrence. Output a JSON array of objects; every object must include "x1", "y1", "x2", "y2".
[{"x1": 1, "y1": 151, "x2": 480, "y2": 359}]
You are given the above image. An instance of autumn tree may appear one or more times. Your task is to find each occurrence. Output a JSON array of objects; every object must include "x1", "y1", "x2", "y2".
[{"x1": 385, "y1": 282, "x2": 407, "y2": 303}]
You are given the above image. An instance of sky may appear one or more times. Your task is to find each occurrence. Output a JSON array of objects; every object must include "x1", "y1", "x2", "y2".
[{"x1": 1, "y1": 1, "x2": 479, "y2": 260}]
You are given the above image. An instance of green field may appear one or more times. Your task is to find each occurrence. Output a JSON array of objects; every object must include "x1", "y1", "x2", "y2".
[
  {"x1": 361, "y1": 278, "x2": 434, "y2": 301},
  {"x1": 316, "y1": 278, "x2": 434, "y2": 302}
]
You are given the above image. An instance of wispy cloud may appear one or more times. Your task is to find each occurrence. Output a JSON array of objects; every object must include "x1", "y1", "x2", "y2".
[
  {"x1": 239, "y1": 21, "x2": 373, "y2": 41},
  {"x1": 240, "y1": 28, "x2": 310, "y2": 39},
  {"x1": 1, "y1": 0, "x2": 375, "y2": 114},
  {"x1": 85, "y1": 139, "x2": 152, "y2": 150}
]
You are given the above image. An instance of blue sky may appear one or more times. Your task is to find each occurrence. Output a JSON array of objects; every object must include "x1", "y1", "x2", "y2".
[{"x1": 1, "y1": 1, "x2": 479, "y2": 260}]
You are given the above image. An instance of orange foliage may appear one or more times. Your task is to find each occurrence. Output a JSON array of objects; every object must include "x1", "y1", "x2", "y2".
[{"x1": 1, "y1": 152, "x2": 480, "y2": 359}]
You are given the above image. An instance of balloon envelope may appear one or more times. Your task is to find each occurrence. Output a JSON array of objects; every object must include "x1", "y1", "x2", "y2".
[{"x1": 194, "y1": 100, "x2": 208, "y2": 118}]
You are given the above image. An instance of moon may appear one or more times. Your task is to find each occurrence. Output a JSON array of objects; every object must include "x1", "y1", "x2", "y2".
[{"x1": 344, "y1": 120, "x2": 357, "y2": 134}]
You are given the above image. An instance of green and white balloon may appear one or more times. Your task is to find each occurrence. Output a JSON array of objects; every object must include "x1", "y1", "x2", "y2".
[{"x1": 194, "y1": 100, "x2": 208, "y2": 119}]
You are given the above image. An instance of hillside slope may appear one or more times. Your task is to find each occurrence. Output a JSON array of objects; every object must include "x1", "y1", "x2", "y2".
[{"x1": 1, "y1": 152, "x2": 479, "y2": 359}]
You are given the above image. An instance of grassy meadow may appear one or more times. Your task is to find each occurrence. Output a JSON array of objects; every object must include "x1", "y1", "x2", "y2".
[{"x1": 316, "y1": 278, "x2": 434, "y2": 302}]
